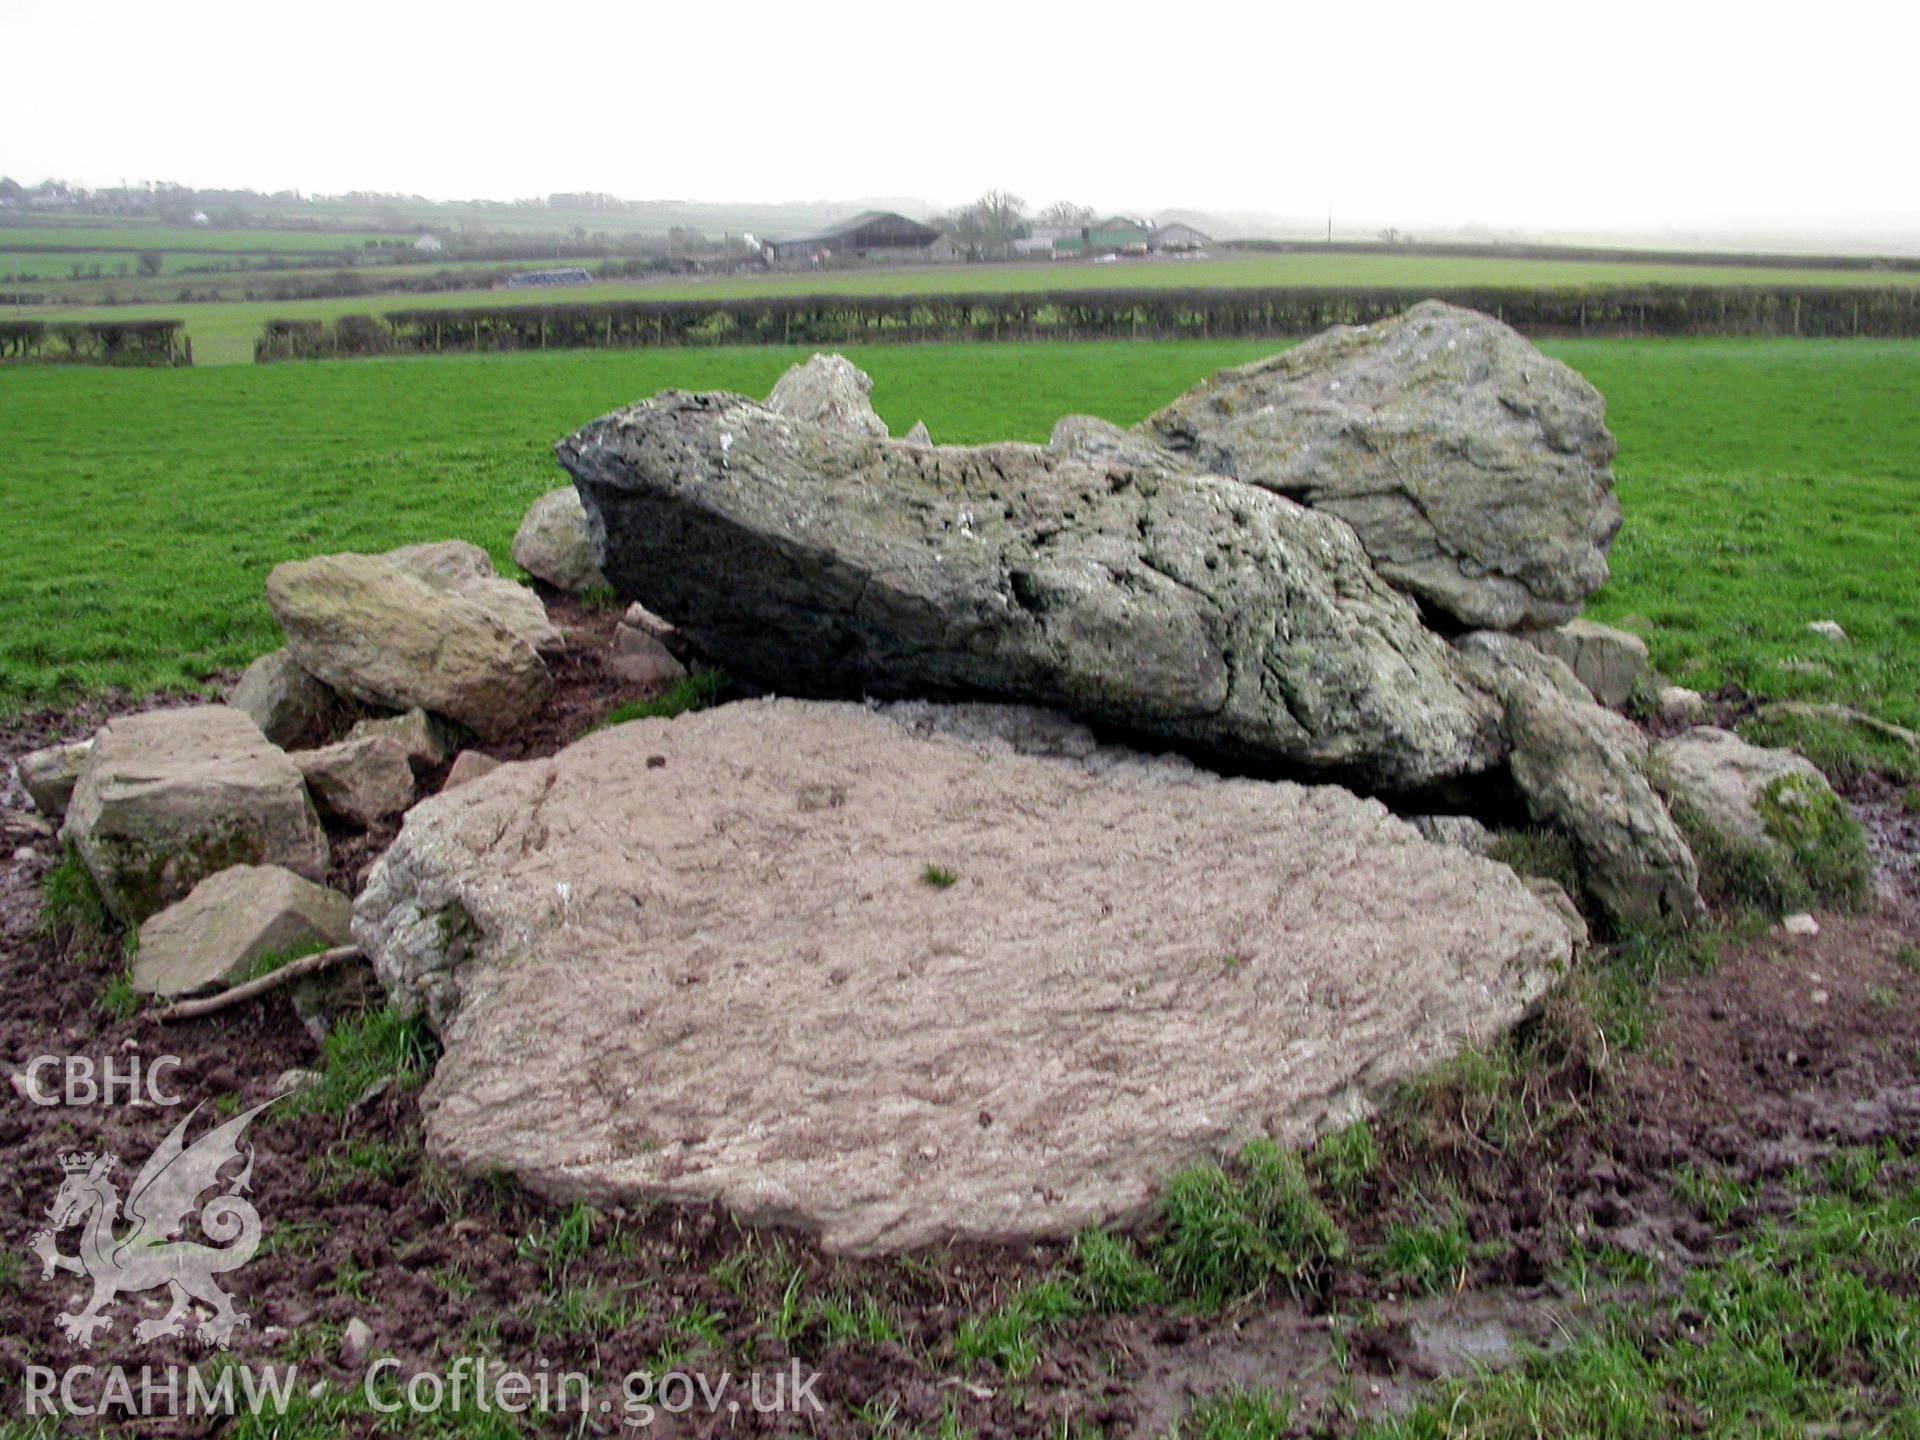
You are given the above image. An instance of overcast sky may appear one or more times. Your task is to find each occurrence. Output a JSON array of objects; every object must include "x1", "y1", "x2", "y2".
[{"x1": 6, "y1": 0, "x2": 1914, "y2": 238}]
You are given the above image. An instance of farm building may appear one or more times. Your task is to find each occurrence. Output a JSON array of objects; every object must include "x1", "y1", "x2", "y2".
[
  {"x1": 413, "y1": 233, "x2": 444, "y2": 252},
  {"x1": 762, "y1": 212, "x2": 961, "y2": 269},
  {"x1": 1052, "y1": 217, "x2": 1153, "y2": 257},
  {"x1": 1149, "y1": 223, "x2": 1212, "y2": 252},
  {"x1": 505, "y1": 267, "x2": 594, "y2": 289}
]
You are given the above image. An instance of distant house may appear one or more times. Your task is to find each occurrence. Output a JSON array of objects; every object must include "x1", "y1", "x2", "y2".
[
  {"x1": 762, "y1": 212, "x2": 960, "y2": 269},
  {"x1": 1053, "y1": 217, "x2": 1153, "y2": 257},
  {"x1": 413, "y1": 233, "x2": 444, "y2": 253},
  {"x1": 1149, "y1": 223, "x2": 1212, "y2": 253},
  {"x1": 190, "y1": 210, "x2": 211, "y2": 227},
  {"x1": 505, "y1": 267, "x2": 594, "y2": 290}
]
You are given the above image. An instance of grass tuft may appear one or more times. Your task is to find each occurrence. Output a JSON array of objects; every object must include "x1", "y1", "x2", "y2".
[
  {"x1": 285, "y1": 1007, "x2": 439, "y2": 1118},
  {"x1": 1073, "y1": 1227, "x2": 1166, "y2": 1312},
  {"x1": 1378, "y1": 1212, "x2": 1474, "y2": 1295},
  {"x1": 1308, "y1": 1120, "x2": 1382, "y2": 1203},
  {"x1": 39, "y1": 843, "x2": 112, "y2": 940},
  {"x1": 1166, "y1": 1386, "x2": 1295, "y2": 1439},
  {"x1": 920, "y1": 863, "x2": 960, "y2": 889},
  {"x1": 594, "y1": 669, "x2": 727, "y2": 729},
  {"x1": 1488, "y1": 827, "x2": 1583, "y2": 900},
  {"x1": 1156, "y1": 1140, "x2": 1347, "y2": 1307}
]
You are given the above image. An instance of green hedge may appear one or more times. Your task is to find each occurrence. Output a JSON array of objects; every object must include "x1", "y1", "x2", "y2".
[
  {"x1": 1, "y1": 319, "x2": 190, "y2": 366},
  {"x1": 253, "y1": 284, "x2": 1920, "y2": 362}
]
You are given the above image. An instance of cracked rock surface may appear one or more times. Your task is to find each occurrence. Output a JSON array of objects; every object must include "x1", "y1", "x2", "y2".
[
  {"x1": 557, "y1": 390, "x2": 1501, "y2": 791},
  {"x1": 1142, "y1": 300, "x2": 1623, "y2": 630}
]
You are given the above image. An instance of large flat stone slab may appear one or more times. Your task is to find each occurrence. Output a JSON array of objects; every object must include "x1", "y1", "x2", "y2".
[{"x1": 356, "y1": 699, "x2": 1568, "y2": 1253}]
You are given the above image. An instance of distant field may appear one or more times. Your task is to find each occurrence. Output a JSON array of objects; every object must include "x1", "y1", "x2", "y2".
[
  {"x1": 0, "y1": 249, "x2": 247, "y2": 279},
  {"x1": 0, "y1": 338, "x2": 1914, "y2": 731},
  {"x1": 0, "y1": 224, "x2": 393, "y2": 254},
  {"x1": 24, "y1": 251, "x2": 1920, "y2": 364}
]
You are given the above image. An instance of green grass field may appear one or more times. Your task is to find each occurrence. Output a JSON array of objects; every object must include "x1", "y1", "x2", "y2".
[
  {"x1": 0, "y1": 338, "x2": 1914, "y2": 732},
  {"x1": 24, "y1": 251, "x2": 1920, "y2": 365},
  {"x1": 0, "y1": 249, "x2": 251, "y2": 280},
  {"x1": 0, "y1": 224, "x2": 394, "y2": 254}
]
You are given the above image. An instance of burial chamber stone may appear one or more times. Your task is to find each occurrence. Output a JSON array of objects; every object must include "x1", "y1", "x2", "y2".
[
  {"x1": 355, "y1": 699, "x2": 1571, "y2": 1253},
  {"x1": 555, "y1": 389, "x2": 1504, "y2": 792},
  {"x1": 1141, "y1": 301, "x2": 1623, "y2": 630}
]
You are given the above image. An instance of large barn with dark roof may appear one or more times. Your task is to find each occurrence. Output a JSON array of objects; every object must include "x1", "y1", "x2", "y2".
[{"x1": 761, "y1": 211, "x2": 961, "y2": 268}]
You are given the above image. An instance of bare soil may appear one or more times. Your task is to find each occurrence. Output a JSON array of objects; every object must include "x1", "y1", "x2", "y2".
[{"x1": 1, "y1": 626, "x2": 1915, "y2": 1436}]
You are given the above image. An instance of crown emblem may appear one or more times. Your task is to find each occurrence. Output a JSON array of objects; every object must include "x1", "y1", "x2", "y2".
[{"x1": 59, "y1": 1151, "x2": 102, "y2": 1175}]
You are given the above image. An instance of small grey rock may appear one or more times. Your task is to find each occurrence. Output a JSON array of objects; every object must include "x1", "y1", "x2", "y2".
[
  {"x1": 1411, "y1": 814, "x2": 1498, "y2": 856},
  {"x1": 765, "y1": 353, "x2": 889, "y2": 437},
  {"x1": 610, "y1": 625, "x2": 688, "y2": 687},
  {"x1": 1657, "y1": 686, "x2": 1709, "y2": 723},
  {"x1": 293, "y1": 735, "x2": 415, "y2": 827},
  {"x1": 442, "y1": 751, "x2": 500, "y2": 791},
  {"x1": 341, "y1": 1317, "x2": 375, "y2": 1368},
  {"x1": 1523, "y1": 620, "x2": 1649, "y2": 709}
]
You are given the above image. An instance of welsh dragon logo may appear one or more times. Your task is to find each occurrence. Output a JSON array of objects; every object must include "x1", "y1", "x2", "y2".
[{"x1": 28, "y1": 1098, "x2": 276, "y2": 1349}]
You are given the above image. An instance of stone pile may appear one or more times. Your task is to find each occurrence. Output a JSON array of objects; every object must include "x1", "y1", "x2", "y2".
[
  {"x1": 553, "y1": 303, "x2": 1699, "y2": 924},
  {"x1": 14, "y1": 302, "x2": 1871, "y2": 1259}
]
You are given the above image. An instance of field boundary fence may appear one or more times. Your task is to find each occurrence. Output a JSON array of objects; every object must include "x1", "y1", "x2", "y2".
[{"x1": 252, "y1": 285, "x2": 1920, "y2": 362}]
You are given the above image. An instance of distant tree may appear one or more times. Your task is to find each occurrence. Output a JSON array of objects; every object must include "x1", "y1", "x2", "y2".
[
  {"x1": 1039, "y1": 201, "x2": 1094, "y2": 228},
  {"x1": 135, "y1": 251, "x2": 163, "y2": 277},
  {"x1": 955, "y1": 189, "x2": 1030, "y2": 256}
]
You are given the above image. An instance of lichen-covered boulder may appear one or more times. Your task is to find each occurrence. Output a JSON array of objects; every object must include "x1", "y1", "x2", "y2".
[
  {"x1": 355, "y1": 699, "x2": 1568, "y2": 1252},
  {"x1": 1142, "y1": 301, "x2": 1623, "y2": 630},
  {"x1": 61, "y1": 706, "x2": 329, "y2": 924},
  {"x1": 1651, "y1": 726, "x2": 1870, "y2": 910},
  {"x1": 267, "y1": 551, "x2": 553, "y2": 741},
  {"x1": 133, "y1": 864, "x2": 352, "y2": 996},
  {"x1": 1457, "y1": 633, "x2": 1703, "y2": 927},
  {"x1": 511, "y1": 488, "x2": 608, "y2": 593},
  {"x1": 382, "y1": 540, "x2": 563, "y2": 656},
  {"x1": 765, "y1": 353, "x2": 889, "y2": 437},
  {"x1": 557, "y1": 389, "x2": 1503, "y2": 792}
]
